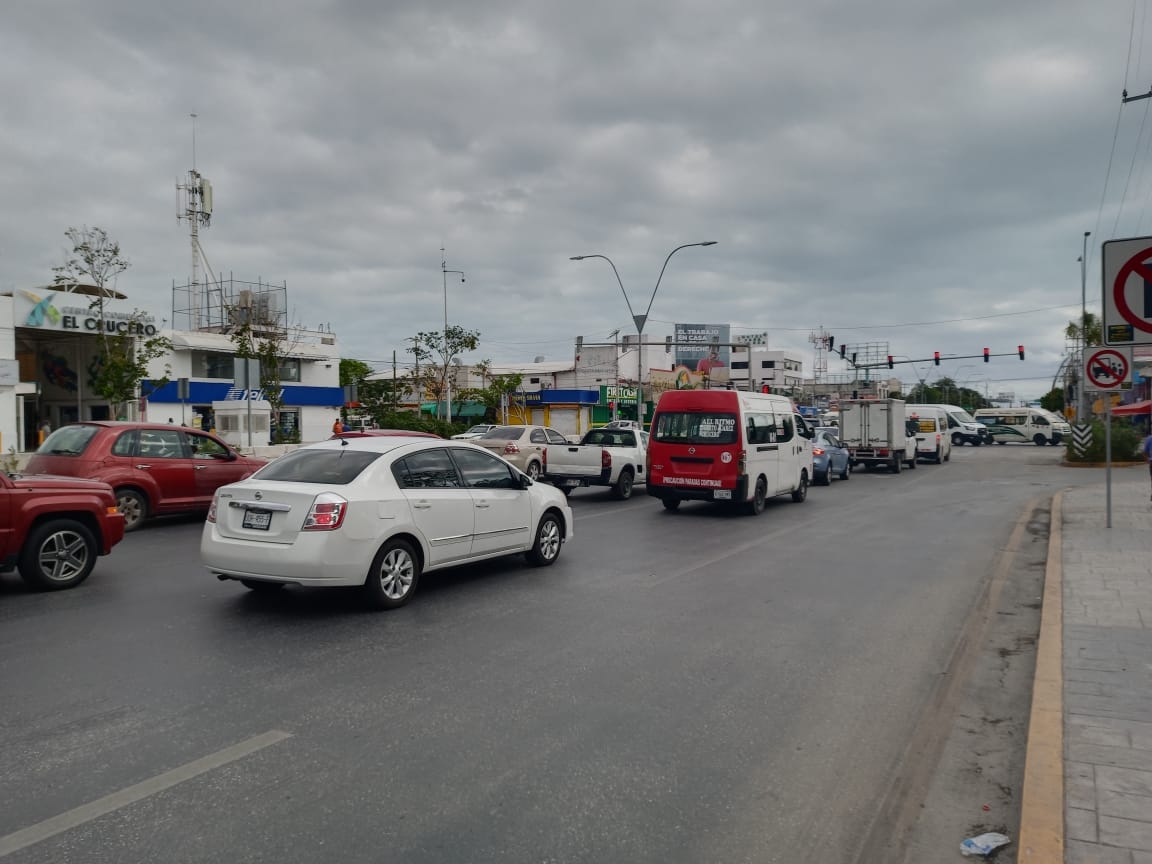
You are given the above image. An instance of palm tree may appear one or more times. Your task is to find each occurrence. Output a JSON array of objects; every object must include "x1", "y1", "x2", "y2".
[{"x1": 1065, "y1": 312, "x2": 1102, "y2": 347}]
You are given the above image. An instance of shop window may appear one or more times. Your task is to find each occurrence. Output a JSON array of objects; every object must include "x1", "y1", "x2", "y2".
[{"x1": 278, "y1": 358, "x2": 301, "y2": 383}]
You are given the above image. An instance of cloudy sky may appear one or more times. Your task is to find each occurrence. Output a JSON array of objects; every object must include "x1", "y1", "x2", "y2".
[{"x1": 2, "y1": 1, "x2": 1148, "y2": 399}]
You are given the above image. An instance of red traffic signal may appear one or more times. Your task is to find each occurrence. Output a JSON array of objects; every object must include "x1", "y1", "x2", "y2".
[
  {"x1": 1018, "y1": 345, "x2": 1025, "y2": 360},
  {"x1": 983, "y1": 348, "x2": 990, "y2": 363},
  {"x1": 933, "y1": 351, "x2": 940, "y2": 366},
  {"x1": 608, "y1": 400, "x2": 615, "y2": 410},
  {"x1": 887, "y1": 355, "x2": 894, "y2": 369},
  {"x1": 761, "y1": 384, "x2": 770, "y2": 394}
]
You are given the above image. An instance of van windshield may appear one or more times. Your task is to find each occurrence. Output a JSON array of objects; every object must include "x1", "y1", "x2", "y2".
[
  {"x1": 949, "y1": 410, "x2": 976, "y2": 424},
  {"x1": 653, "y1": 412, "x2": 739, "y2": 445}
]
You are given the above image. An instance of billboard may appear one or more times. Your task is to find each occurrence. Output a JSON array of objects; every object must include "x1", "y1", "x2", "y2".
[{"x1": 674, "y1": 323, "x2": 730, "y2": 373}]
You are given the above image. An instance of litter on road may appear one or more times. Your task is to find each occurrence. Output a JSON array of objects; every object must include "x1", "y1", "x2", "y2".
[{"x1": 960, "y1": 832, "x2": 1011, "y2": 856}]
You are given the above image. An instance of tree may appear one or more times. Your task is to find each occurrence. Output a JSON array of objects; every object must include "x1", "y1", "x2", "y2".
[
  {"x1": 1066, "y1": 311, "x2": 1103, "y2": 347},
  {"x1": 1039, "y1": 388, "x2": 1065, "y2": 413},
  {"x1": 229, "y1": 318, "x2": 296, "y2": 443},
  {"x1": 339, "y1": 358, "x2": 373, "y2": 388},
  {"x1": 406, "y1": 326, "x2": 481, "y2": 411},
  {"x1": 52, "y1": 226, "x2": 172, "y2": 417},
  {"x1": 461, "y1": 360, "x2": 523, "y2": 421}
]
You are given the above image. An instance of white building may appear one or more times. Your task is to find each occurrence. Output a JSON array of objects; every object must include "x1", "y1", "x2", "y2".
[
  {"x1": 728, "y1": 347, "x2": 806, "y2": 393},
  {"x1": 0, "y1": 284, "x2": 342, "y2": 453}
]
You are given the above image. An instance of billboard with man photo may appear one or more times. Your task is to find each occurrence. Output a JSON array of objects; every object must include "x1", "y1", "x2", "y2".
[{"x1": 674, "y1": 323, "x2": 731, "y2": 374}]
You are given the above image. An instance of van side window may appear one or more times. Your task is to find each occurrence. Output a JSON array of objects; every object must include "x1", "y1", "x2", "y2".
[
  {"x1": 778, "y1": 415, "x2": 794, "y2": 443},
  {"x1": 746, "y1": 413, "x2": 777, "y2": 444}
]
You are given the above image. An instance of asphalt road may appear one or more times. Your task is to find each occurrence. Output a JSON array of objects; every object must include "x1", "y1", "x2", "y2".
[{"x1": 0, "y1": 443, "x2": 1078, "y2": 863}]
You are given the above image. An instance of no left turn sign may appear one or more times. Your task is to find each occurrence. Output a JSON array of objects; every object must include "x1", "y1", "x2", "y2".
[{"x1": 1084, "y1": 346, "x2": 1133, "y2": 391}]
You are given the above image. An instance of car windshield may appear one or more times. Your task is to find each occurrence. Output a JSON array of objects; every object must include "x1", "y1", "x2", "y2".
[
  {"x1": 652, "y1": 412, "x2": 739, "y2": 445},
  {"x1": 480, "y1": 426, "x2": 525, "y2": 440},
  {"x1": 465, "y1": 425, "x2": 491, "y2": 434},
  {"x1": 36, "y1": 425, "x2": 100, "y2": 456},
  {"x1": 253, "y1": 449, "x2": 381, "y2": 484},
  {"x1": 950, "y1": 410, "x2": 976, "y2": 424},
  {"x1": 583, "y1": 429, "x2": 635, "y2": 446}
]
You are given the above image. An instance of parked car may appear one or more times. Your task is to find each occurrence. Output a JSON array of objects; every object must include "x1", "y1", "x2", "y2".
[
  {"x1": 0, "y1": 471, "x2": 125, "y2": 589},
  {"x1": 451, "y1": 424, "x2": 497, "y2": 440},
  {"x1": 201, "y1": 437, "x2": 574, "y2": 609},
  {"x1": 602, "y1": 420, "x2": 643, "y2": 431},
  {"x1": 812, "y1": 428, "x2": 851, "y2": 485},
  {"x1": 332, "y1": 429, "x2": 442, "y2": 440},
  {"x1": 25, "y1": 422, "x2": 267, "y2": 532},
  {"x1": 473, "y1": 425, "x2": 569, "y2": 479}
]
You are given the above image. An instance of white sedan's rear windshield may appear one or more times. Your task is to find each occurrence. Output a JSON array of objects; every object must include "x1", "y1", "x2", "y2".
[
  {"x1": 254, "y1": 450, "x2": 381, "y2": 484},
  {"x1": 653, "y1": 412, "x2": 739, "y2": 445}
]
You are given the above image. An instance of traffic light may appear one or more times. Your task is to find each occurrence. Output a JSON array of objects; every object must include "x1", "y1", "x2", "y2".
[
  {"x1": 827, "y1": 335, "x2": 835, "y2": 351},
  {"x1": 851, "y1": 352, "x2": 857, "y2": 365},
  {"x1": 852, "y1": 389, "x2": 859, "y2": 399},
  {"x1": 761, "y1": 384, "x2": 770, "y2": 394},
  {"x1": 983, "y1": 348, "x2": 990, "y2": 363},
  {"x1": 933, "y1": 351, "x2": 940, "y2": 366},
  {"x1": 887, "y1": 355, "x2": 894, "y2": 369},
  {"x1": 839, "y1": 345, "x2": 846, "y2": 359},
  {"x1": 608, "y1": 400, "x2": 615, "y2": 411},
  {"x1": 1018, "y1": 345, "x2": 1025, "y2": 360}
]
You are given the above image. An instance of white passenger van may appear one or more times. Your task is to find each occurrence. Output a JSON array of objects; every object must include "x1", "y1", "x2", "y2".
[
  {"x1": 904, "y1": 405, "x2": 953, "y2": 463},
  {"x1": 646, "y1": 389, "x2": 814, "y2": 515},
  {"x1": 973, "y1": 408, "x2": 1067, "y2": 446}
]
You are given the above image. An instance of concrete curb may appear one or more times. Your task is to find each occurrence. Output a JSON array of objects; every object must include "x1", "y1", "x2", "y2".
[
  {"x1": 1060, "y1": 461, "x2": 1144, "y2": 468},
  {"x1": 1016, "y1": 490, "x2": 1064, "y2": 863}
]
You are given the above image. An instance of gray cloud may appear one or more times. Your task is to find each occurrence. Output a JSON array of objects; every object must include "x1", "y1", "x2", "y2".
[{"x1": 1, "y1": 1, "x2": 1142, "y2": 396}]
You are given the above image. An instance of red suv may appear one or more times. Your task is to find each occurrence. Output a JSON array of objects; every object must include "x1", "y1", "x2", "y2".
[
  {"x1": 26, "y1": 422, "x2": 267, "y2": 531},
  {"x1": 0, "y1": 472, "x2": 125, "y2": 589}
]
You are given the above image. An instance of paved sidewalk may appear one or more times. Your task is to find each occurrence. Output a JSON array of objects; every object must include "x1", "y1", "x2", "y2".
[{"x1": 1062, "y1": 473, "x2": 1152, "y2": 864}]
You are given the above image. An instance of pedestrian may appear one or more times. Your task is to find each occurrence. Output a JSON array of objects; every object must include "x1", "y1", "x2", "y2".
[
  {"x1": 1143, "y1": 428, "x2": 1152, "y2": 501},
  {"x1": 38, "y1": 419, "x2": 51, "y2": 445},
  {"x1": 332, "y1": 416, "x2": 345, "y2": 435}
]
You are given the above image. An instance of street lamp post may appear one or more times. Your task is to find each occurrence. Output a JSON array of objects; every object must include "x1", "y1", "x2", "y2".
[
  {"x1": 1079, "y1": 231, "x2": 1091, "y2": 421},
  {"x1": 441, "y1": 250, "x2": 465, "y2": 422},
  {"x1": 570, "y1": 242, "x2": 717, "y2": 424}
]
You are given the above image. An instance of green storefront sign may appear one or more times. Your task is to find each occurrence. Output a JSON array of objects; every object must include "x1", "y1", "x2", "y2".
[{"x1": 598, "y1": 385, "x2": 639, "y2": 404}]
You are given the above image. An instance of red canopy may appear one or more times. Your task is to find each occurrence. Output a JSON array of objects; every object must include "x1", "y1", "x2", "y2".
[{"x1": 1111, "y1": 399, "x2": 1152, "y2": 416}]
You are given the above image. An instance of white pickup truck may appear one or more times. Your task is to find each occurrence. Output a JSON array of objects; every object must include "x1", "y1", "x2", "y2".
[{"x1": 545, "y1": 427, "x2": 648, "y2": 499}]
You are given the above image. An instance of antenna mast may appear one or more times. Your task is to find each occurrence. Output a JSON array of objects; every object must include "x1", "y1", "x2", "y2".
[{"x1": 177, "y1": 113, "x2": 213, "y2": 329}]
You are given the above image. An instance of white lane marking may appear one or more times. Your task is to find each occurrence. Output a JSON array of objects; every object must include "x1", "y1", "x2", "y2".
[{"x1": 0, "y1": 729, "x2": 292, "y2": 858}]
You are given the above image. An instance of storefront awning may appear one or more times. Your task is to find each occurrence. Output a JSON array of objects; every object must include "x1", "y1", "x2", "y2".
[
  {"x1": 420, "y1": 401, "x2": 486, "y2": 417},
  {"x1": 457, "y1": 403, "x2": 487, "y2": 417},
  {"x1": 1112, "y1": 399, "x2": 1152, "y2": 416},
  {"x1": 420, "y1": 402, "x2": 439, "y2": 413}
]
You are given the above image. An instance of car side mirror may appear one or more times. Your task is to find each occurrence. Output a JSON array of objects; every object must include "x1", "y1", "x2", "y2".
[{"x1": 519, "y1": 473, "x2": 533, "y2": 489}]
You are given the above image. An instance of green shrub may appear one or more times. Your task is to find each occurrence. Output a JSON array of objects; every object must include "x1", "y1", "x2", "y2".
[
  {"x1": 368, "y1": 411, "x2": 468, "y2": 439},
  {"x1": 1064, "y1": 419, "x2": 1144, "y2": 462}
]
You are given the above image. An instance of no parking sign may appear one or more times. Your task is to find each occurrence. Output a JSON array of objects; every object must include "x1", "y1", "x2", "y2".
[{"x1": 1103, "y1": 236, "x2": 1152, "y2": 345}]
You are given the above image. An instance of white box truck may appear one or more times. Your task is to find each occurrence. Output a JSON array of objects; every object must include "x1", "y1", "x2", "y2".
[{"x1": 838, "y1": 399, "x2": 918, "y2": 473}]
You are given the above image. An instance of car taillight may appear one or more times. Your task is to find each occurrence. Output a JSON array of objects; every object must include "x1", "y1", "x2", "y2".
[
  {"x1": 601, "y1": 449, "x2": 611, "y2": 469},
  {"x1": 504, "y1": 442, "x2": 520, "y2": 454},
  {"x1": 303, "y1": 492, "x2": 348, "y2": 531},
  {"x1": 207, "y1": 496, "x2": 218, "y2": 523},
  {"x1": 738, "y1": 449, "x2": 747, "y2": 473},
  {"x1": 812, "y1": 447, "x2": 825, "y2": 456},
  {"x1": 935, "y1": 434, "x2": 941, "y2": 443}
]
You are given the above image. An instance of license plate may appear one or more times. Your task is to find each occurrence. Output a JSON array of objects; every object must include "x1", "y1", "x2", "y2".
[
  {"x1": 563, "y1": 479, "x2": 581, "y2": 487},
  {"x1": 243, "y1": 509, "x2": 272, "y2": 530},
  {"x1": 713, "y1": 489, "x2": 732, "y2": 500}
]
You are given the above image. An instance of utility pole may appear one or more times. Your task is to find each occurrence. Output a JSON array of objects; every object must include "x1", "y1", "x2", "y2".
[
  {"x1": 1079, "y1": 230, "x2": 1091, "y2": 422},
  {"x1": 610, "y1": 329, "x2": 620, "y2": 422}
]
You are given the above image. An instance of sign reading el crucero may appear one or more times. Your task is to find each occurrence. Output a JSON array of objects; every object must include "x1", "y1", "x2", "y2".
[
  {"x1": 1084, "y1": 346, "x2": 1132, "y2": 391},
  {"x1": 15, "y1": 290, "x2": 158, "y2": 336},
  {"x1": 1103, "y1": 237, "x2": 1152, "y2": 346}
]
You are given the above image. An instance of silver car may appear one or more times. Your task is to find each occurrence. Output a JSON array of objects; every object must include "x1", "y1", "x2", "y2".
[{"x1": 473, "y1": 425, "x2": 569, "y2": 479}]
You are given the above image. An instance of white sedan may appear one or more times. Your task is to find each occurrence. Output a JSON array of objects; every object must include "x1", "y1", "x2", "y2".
[
  {"x1": 201, "y1": 437, "x2": 574, "y2": 609},
  {"x1": 450, "y1": 424, "x2": 497, "y2": 440}
]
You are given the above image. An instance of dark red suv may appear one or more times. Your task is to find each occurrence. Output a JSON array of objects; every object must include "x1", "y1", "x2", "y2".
[{"x1": 26, "y1": 422, "x2": 267, "y2": 531}]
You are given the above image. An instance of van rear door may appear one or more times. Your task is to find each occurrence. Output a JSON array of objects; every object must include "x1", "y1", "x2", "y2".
[{"x1": 649, "y1": 409, "x2": 742, "y2": 498}]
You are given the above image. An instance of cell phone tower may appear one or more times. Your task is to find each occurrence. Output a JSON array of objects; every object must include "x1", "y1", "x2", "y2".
[
  {"x1": 176, "y1": 113, "x2": 214, "y2": 330},
  {"x1": 809, "y1": 326, "x2": 831, "y2": 385}
]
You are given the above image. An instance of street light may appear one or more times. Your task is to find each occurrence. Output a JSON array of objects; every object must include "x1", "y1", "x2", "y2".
[
  {"x1": 570, "y1": 242, "x2": 717, "y2": 423},
  {"x1": 1078, "y1": 230, "x2": 1091, "y2": 421},
  {"x1": 441, "y1": 250, "x2": 465, "y2": 422}
]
